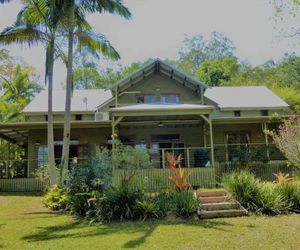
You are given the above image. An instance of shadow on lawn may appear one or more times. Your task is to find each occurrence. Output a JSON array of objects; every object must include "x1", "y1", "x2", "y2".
[{"x1": 21, "y1": 218, "x2": 234, "y2": 248}]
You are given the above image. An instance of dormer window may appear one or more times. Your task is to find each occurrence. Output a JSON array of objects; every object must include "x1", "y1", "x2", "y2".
[
  {"x1": 234, "y1": 111, "x2": 241, "y2": 117},
  {"x1": 161, "y1": 94, "x2": 179, "y2": 104},
  {"x1": 136, "y1": 95, "x2": 155, "y2": 104},
  {"x1": 75, "y1": 114, "x2": 82, "y2": 120},
  {"x1": 261, "y1": 110, "x2": 269, "y2": 116}
]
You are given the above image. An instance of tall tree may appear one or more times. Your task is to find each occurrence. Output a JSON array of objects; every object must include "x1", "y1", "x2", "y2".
[
  {"x1": 178, "y1": 32, "x2": 236, "y2": 74},
  {"x1": 0, "y1": 0, "x2": 67, "y2": 185},
  {"x1": 195, "y1": 56, "x2": 240, "y2": 86},
  {"x1": 60, "y1": 0, "x2": 131, "y2": 182}
]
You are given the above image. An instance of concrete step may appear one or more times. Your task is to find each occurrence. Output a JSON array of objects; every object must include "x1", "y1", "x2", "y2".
[
  {"x1": 198, "y1": 209, "x2": 247, "y2": 219},
  {"x1": 201, "y1": 202, "x2": 240, "y2": 211},
  {"x1": 199, "y1": 195, "x2": 230, "y2": 204},
  {"x1": 198, "y1": 190, "x2": 227, "y2": 197}
]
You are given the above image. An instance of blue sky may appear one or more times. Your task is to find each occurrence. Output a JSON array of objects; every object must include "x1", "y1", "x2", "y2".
[{"x1": 0, "y1": 0, "x2": 299, "y2": 88}]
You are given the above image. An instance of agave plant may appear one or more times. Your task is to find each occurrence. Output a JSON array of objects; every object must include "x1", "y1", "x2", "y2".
[
  {"x1": 274, "y1": 172, "x2": 293, "y2": 185},
  {"x1": 166, "y1": 152, "x2": 192, "y2": 191}
]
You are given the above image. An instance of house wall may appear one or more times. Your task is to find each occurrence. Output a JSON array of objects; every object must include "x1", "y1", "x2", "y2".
[
  {"x1": 26, "y1": 114, "x2": 95, "y2": 122},
  {"x1": 26, "y1": 121, "x2": 270, "y2": 175},
  {"x1": 27, "y1": 127, "x2": 111, "y2": 176}
]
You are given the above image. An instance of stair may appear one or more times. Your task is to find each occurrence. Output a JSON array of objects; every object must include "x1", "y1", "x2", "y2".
[{"x1": 197, "y1": 190, "x2": 247, "y2": 219}]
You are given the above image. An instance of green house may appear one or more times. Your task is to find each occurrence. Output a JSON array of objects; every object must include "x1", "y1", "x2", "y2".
[{"x1": 0, "y1": 59, "x2": 290, "y2": 178}]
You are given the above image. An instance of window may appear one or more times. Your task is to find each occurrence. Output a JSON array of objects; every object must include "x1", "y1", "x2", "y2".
[
  {"x1": 225, "y1": 132, "x2": 251, "y2": 162},
  {"x1": 37, "y1": 146, "x2": 48, "y2": 167},
  {"x1": 161, "y1": 94, "x2": 179, "y2": 104},
  {"x1": 261, "y1": 110, "x2": 269, "y2": 116},
  {"x1": 45, "y1": 115, "x2": 48, "y2": 121},
  {"x1": 75, "y1": 114, "x2": 82, "y2": 120},
  {"x1": 234, "y1": 111, "x2": 241, "y2": 117},
  {"x1": 136, "y1": 95, "x2": 156, "y2": 104}
]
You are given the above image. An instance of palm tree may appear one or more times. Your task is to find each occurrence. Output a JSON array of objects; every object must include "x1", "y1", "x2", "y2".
[
  {"x1": 60, "y1": 0, "x2": 131, "y2": 181},
  {"x1": 0, "y1": 0, "x2": 66, "y2": 185}
]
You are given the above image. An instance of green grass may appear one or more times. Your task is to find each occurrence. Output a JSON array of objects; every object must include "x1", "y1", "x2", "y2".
[{"x1": 1, "y1": 193, "x2": 300, "y2": 249}]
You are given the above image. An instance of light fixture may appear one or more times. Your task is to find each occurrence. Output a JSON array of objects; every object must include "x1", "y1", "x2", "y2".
[
  {"x1": 158, "y1": 122, "x2": 164, "y2": 127},
  {"x1": 35, "y1": 141, "x2": 41, "y2": 146}
]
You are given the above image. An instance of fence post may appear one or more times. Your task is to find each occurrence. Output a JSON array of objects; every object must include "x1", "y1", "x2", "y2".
[
  {"x1": 162, "y1": 149, "x2": 166, "y2": 168},
  {"x1": 186, "y1": 148, "x2": 190, "y2": 168}
]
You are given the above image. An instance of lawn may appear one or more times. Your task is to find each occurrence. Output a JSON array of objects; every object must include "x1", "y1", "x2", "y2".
[{"x1": 0, "y1": 193, "x2": 300, "y2": 250}]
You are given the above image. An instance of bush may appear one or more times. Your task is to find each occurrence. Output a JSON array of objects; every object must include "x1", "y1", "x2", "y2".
[
  {"x1": 97, "y1": 178, "x2": 145, "y2": 222},
  {"x1": 66, "y1": 192, "x2": 95, "y2": 217},
  {"x1": 222, "y1": 171, "x2": 261, "y2": 211},
  {"x1": 66, "y1": 150, "x2": 112, "y2": 194},
  {"x1": 172, "y1": 190, "x2": 198, "y2": 218},
  {"x1": 134, "y1": 199, "x2": 159, "y2": 221},
  {"x1": 154, "y1": 190, "x2": 174, "y2": 218},
  {"x1": 42, "y1": 185, "x2": 68, "y2": 210},
  {"x1": 258, "y1": 182, "x2": 288, "y2": 215},
  {"x1": 279, "y1": 181, "x2": 300, "y2": 213}
]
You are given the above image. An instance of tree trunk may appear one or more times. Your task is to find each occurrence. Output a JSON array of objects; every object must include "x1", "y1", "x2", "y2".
[
  {"x1": 61, "y1": 5, "x2": 74, "y2": 183},
  {"x1": 47, "y1": 41, "x2": 57, "y2": 185}
]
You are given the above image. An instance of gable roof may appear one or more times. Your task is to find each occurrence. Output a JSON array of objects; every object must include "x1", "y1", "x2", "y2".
[
  {"x1": 108, "y1": 59, "x2": 208, "y2": 92},
  {"x1": 23, "y1": 89, "x2": 112, "y2": 113},
  {"x1": 204, "y1": 86, "x2": 289, "y2": 111}
]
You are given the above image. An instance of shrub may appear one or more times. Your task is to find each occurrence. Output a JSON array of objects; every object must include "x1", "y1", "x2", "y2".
[
  {"x1": 134, "y1": 199, "x2": 159, "y2": 221},
  {"x1": 97, "y1": 177, "x2": 145, "y2": 222},
  {"x1": 274, "y1": 172, "x2": 293, "y2": 185},
  {"x1": 278, "y1": 181, "x2": 300, "y2": 213},
  {"x1": 172, "y1": 190, "x2": 198, "y2": 218},
  {"x1": 166, "y1": 152, "x2": 191, "y2": 191},
  {"x1": 222, "y1": 171, "x2": 261, "y2": 211},
  {"x1": 42, "y1": 185, "x2": 68, "y2": 210},
  {"x1": 154, "y1": 189, "x2": 174, "y2": 218},
  {"x1": 258, "y1": 182, "x2": 288, "y2": 215},
  {"x1": 66, "y1": 192, "x2": 95, "y2": 217}
]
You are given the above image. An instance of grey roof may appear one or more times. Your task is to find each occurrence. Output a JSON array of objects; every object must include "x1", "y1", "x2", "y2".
[
  {"x1": 23, "y1": 89, "x2": 112, "y2": 113},
  {"x1": 204, "y1": 86, "x2": 289, "y2": 111},
  {"x1": 108, "y1": 59, "x2": 208, "y2": 91}
]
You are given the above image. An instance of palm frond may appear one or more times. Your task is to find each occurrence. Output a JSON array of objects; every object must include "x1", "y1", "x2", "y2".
[
  {"x1": 75, "y1": 30, "x2": 120, "y2": 60},
  {"x1": 79, "y1": 0, "x2": 131, "y2": 19},
  {"x1": 0, "y1": 24, "x2": 48, "y2": 47}
]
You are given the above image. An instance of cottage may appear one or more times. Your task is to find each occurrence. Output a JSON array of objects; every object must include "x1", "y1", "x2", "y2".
[{"x1": 0, "y1": 59, "x2": 289, "y2": 178}]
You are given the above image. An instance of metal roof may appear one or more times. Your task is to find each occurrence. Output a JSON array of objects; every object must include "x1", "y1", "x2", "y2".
[
  {"x1": 23, "y1": 89, "x2": 113, "y2": 113},
  {"x1": 108, "y1": 59, "x2": 208, "y2": 92},
  {"x1": 204, "y1": 86, "x2": 289, "y2": 111}
]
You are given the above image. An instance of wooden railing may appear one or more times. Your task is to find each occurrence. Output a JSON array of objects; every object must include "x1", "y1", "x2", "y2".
[
  {"x1": 112, "y1": 167, "x2": 216, "y2": 191},
  {"x1": 0, "y1": 178, "x2": 45, "y2": 192}
]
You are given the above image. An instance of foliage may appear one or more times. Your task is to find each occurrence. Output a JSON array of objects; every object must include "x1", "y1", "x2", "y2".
[
  {"x1": 98, "y1": 177, "x2": 145, "y2": 222},
  {"x1": 172, "y1": 190, "x2": 198, "y2": 218},
  {"x1": 178, "y1": 32, "x2": 236, "y2": 74},
  {"x1": 272, "y1": 117, "x2": 300, "y2": 169},
  {"x1": 134, "y1": 199, "x2": 159, "y2": 221},
  {"x1": 195, "y1": 56, "x2": 240, "y2": 86},
  {"x1": 222, "y1": 171, "x2": 300, "y2": 215},
  {"x1": 274, "y1": 172, "x2": 293, "y2": 185},
  {"x1": 166, "y1": 152, "x2": 191, "y2": 191},
  {"x1": 0, "y1": 55, "x2": 41, "y2": 122},
  {"x1": 278, "y1": 181, "x2": 300, "y2": 212},
  {"x1": 113, "y1": 140, "x2": 152, "y2": 170},
  {"x1": 66, "y1": 149, "x2": 112, "y2": 194},
  {"x1": 222, "y1": 171, "x2": 261, "y2": 211},
  {"x1": 73, "y1": 52, "x2": 146, "y2": 89},
  {"x1": 66, "y1": 192, "x2": 95, "y2": 218},
  {"x1": 153, "y1": 189, "x2": 174, "y2": 217},
  {"x1": 34, "y1": 164, "x2": 60, "y2": 190},
  {"x1": 42, "y1": 185, "x2": 69, "y2": 210},
  {"x1": 258, "y1": 182, "x2": 288, "y2": 215}
]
